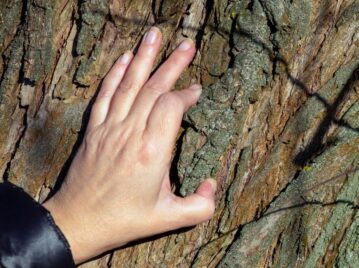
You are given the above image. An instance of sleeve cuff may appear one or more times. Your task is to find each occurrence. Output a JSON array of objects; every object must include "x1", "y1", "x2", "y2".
[{"x1": 0, "y1": 182, "x2": 75, "y2": 268}]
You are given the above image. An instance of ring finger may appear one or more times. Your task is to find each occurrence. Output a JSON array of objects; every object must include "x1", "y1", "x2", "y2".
[{"x1": 105, "y1": 27, "x2": 162, "y2": 123}]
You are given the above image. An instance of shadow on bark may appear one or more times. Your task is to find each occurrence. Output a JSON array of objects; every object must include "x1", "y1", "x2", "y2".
[
  {"x1": 45, "y1": 84, "x2": 101, "y2": 200},
  {"x1": 293, "y1": 65, "x2": 359, "y2": 165}
]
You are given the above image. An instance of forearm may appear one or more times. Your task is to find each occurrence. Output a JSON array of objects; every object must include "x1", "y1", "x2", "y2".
[{"x1": 0, "y1": 182, "x2": 75, "y2": 268}]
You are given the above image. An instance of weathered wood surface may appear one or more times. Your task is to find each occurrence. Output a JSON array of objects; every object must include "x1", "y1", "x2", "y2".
[{"x1": 0, "y1": 0, "x2": 358, "y2": 267}]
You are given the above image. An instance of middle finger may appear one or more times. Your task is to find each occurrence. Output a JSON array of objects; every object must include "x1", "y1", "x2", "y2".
[
  {"x1": 126, "y1": 39, "x2": 196, "y2": 126},
  {"x1": 105, "y1": 27, "x2": 162, "y2": 123}
]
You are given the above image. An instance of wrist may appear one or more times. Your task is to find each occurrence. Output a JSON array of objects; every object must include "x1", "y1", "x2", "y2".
[{"x1": 43, "y1": 196, "x2": 84, "y2": 264}]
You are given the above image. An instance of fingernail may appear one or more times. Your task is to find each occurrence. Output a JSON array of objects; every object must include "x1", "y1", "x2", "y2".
[
  {"x1": 190, "y1": 84, "x2": 202, "y2": 95},
  {"x1": 119, "y1": 51, "x2": 131, "y2": 65},
  {"x1": 144, "y1": 27, "x2": 158, "y2": 45},
  {"x1": 207, "y1": 179, "x2": 217, "y2": 195},
  {"x1": 178, "y1": 39, "x2": 194, "y2": 51}
]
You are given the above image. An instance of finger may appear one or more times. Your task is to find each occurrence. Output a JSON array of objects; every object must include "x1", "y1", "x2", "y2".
[
  {"x1": 142, "y1": 85, "x2": 202, "y2": 157},
  {"x1": 126, "y1": 39, "x2": 196, "y2": 125},
  {"x1": 106, "y1": 27, "x2": 162, "y2": 123},
  {"x1": 87, "y1": 51, "x2": 133, "y2": 129},
  {"x1": 164, "y1": 179, "x2": 217, "y2": 229}
]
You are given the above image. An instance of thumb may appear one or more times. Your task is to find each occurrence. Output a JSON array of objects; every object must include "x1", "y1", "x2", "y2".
[{"x1": 167, "y1": 178, "x2": 217, "y2": 229}]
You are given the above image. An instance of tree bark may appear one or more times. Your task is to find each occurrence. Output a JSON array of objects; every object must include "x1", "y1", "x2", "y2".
[{"x1": 0, "y1": 0, "x2": 358, "y2": 267}]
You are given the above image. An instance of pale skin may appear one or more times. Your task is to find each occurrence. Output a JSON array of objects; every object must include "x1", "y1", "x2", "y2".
[{"x1": 43, "y1": 27, "x2": 217, "y2": 264}]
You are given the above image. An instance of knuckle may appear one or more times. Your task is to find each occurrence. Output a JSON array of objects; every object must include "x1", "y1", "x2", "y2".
[
  {"x1": 206, "y1": 199, "x2": 216, "y2": 217},
  {"x1": 85, "y1": 128, "x2": 100, "y2": 143},
  {"x1": 105, "y1": 124, "x2": 131, "y2": 150},
  {"x1": 194, "y1": 198, "x2": 215, "y2": 223},
  {"x1": 116, "y1": 81, "x2": 138, "y2": 95},
  {"x1": 84, "y1": 128, "x2": 102, "y2": 152},
  {"x1": 186, "y1": 88, "x2": 200, "y2": 100},
  {"x1": 97, "y1": 88, "x2": 112, "y2": 99},
  {"x1": 138, "y1": 140, "x2": 158, "y2": 164},
  {"x1": 113, "y1": 131, "x2": 129, "y2": 149},
  {"x1": 84, "y1": 124, "x2": 131, "y2": 155},
  {"x1": 169, "y1": 55, "x2": 182, "y2": 67},
  {"x1": 145, "y1": 83, "x2": 163, "y2": 97},
  {"x1": 96, "y1": 82, "x2": 114, "y2": 99},
  {"x1": 91, "y1": 101, "x2": 105, "y2": 113},
  {"x1": 102, "y1": 77, "x2": 115, "y2": 90},
  {"x1": 157, "y1": 93, "x2": 181, "y2": 109}
]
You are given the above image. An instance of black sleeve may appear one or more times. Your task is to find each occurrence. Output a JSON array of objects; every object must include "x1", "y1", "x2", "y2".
[{"x1": 0, "y1": 182, "x2": 75, "y2": 268}]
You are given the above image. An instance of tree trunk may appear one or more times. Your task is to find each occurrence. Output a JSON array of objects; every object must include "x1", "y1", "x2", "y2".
[{"x1": 0, "y1": 0, "x2": 358, "y2": 267}]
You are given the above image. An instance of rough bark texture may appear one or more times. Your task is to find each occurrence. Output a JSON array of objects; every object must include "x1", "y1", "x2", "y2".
[{"x1": 0, "y1": 0, "x2": 358, "y2": 267}]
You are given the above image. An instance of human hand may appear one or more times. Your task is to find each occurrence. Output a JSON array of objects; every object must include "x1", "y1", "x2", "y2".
[{"x1": 43, "y1": 27, "x2": 217, "y2": 264}]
